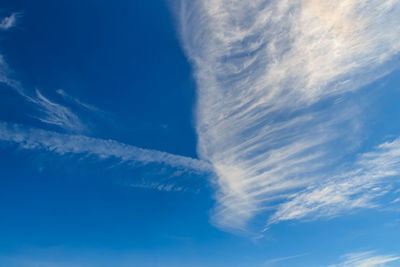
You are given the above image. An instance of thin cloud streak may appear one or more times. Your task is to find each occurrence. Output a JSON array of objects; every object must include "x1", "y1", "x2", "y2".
[
  {"x1": 264, "y1": 253, "x2": 308, "y2": 266},
  {"x1": 329, "y1": 251, "x2": 400, "y2": 267},
  {"x1": 175, "y1": 0, "x2": 400, "y2": 230},
  {"x1": 0, "y1": 122, "x2": 212, "y2": 173},
  {"x1": 56, "y1": 89, "x2": 101, "y2": 112}
]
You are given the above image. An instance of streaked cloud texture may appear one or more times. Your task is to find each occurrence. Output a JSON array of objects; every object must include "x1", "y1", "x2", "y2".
[
  {"x1": 175, "y1": 0, "x2": 400, "y2": 231},
  {"x1": 329, "y1": 251, "x2": 400, "y2": 267},
  {"x1": 0, "y1": 122, "x2": 211, "y2": 173}
]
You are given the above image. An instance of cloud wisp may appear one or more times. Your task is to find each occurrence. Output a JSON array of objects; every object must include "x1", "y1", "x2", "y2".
[
  {"x1": 269, "y1": 137, "x2": 400, "y2": 225},
  {"x1": 329, "y1": 251, "x2": 400, "y2": 267},
  {"x1": 0, "y1": 39, "x2": 86, "y2": 133},
  {"x1": 0, "y1": 13, "x2": 19, "y2": 30},
  {"x1": 31, "y1": 89, "x2": 87, "y2": 133},
  {"x1": 175, "y1": 0, "x2": 400, "y2": 231},
  {"x1": 0, "y1": 121, "x2": 212, "y2": 173},
  {"x1": 56, "y1": 89, "x2": 101, "y2": 112},
  {"x1": 264, "y1": 253, "x2": 308, "y2": 266}
]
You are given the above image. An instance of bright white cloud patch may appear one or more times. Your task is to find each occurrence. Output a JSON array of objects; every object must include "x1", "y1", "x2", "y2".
[
  {"x1": 175, "y1": 0, "x2": 400, "y2": 231},
  {"x1": 329, "y1": 251, "x2": 400, "y2": 267}
]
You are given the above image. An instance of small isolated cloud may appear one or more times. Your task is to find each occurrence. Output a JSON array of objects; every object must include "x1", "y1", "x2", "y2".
[
  {"x1": 0, "y1": 13, "x2": 19, "y2": 30},
  {"x1": 329, "y1": 251, "x2": 400, "y2": 267}
]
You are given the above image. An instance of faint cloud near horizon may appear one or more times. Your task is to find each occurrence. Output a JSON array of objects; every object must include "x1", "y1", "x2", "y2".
[
  {"x1": 329, "y1": 251, "x2": 400, "y2": 267},
  {"x1": 264, "y1": 253, "x2": 308, "y2": 266}
]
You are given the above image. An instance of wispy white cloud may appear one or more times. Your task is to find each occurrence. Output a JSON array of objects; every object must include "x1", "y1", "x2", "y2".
[
  {"x1": 1, "y1": 17, "x2": 85, "y2": 133},
  {"x1": 30, "y1": 89, "x2": 87, "y2": 133},
  {"x1": 130, "y1": 182, "x2": 186, "y2": 192},
  {"x1": 0, "y1": 13, "x2": 19, "y2": 30},
  {"x1": 0, "y1": 50, "x2": 86, "y2": 133},
  {"x1": 175, "y1": 0, "x2": 400, "y2": 231},
  {"x1": 56, "y1": 89, "x2": 101, "y2": 112},
  {"x1": 0, "y1": 52, "x2": 20, "y2": 91},
  {"x1": 392, "y1": 197, "x2": 400, "y2": 204},
  {"x1": 269, "y1": 138, "x2": 400, "y2": 225},
  {"x1": 329, "y1": 251, "x2": 400, "y2": 267},
  {"x1": 0, "y1": 121, "x2": 212, "y2": 173},
  {"x1": 264, "y1": 253, "x2": 308, "y2": 266},
  {"x1": 6, "y1": 83, "x2": 87, "y2": 133}
]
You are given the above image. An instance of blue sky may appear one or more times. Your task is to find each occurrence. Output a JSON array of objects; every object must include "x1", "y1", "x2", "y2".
[{"x1": 1, "y1": 0, "x2": 400, "y2": 266}]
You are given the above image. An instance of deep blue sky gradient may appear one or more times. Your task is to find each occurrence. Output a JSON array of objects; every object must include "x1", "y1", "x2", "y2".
[{"x1": 1, "y1": 1, "x2": 400, "y2": 266}]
